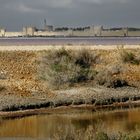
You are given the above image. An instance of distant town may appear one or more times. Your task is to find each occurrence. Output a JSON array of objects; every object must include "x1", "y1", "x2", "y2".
[{"x1": 1, "y1": 21, "x2": 140, "y2": 37}]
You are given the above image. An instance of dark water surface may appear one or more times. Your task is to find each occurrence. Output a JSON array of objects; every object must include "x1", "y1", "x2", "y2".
[
  {"x1": 0, "y1": 37, "x2": 140, "y2": 45},
  {"x1": 0, "y1": 108, "x2": 140, "y2": 139}
]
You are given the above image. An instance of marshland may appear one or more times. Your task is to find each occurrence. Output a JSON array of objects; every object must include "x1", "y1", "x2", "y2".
[{"x1": 0, "y1": 41, "x2": 140, "y2": 139}]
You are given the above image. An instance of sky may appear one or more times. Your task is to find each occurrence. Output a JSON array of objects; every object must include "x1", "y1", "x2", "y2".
[{"x1": 0, "y1": 0, "x2": 140, "y2": 31}]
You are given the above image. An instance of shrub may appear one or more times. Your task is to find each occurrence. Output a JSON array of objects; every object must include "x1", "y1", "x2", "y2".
[
  {"x1": 0, "y1": 85, "x2": 5, "y2": 92},
  {"x1": 96, "y1": 132, "x2": 109, "y2": 140},
  {"x1": 95, "y1": 64, "x2": 128, "y2": 88},
  {"x1": 120, "y1": 50, "x2": 140, "y2": 65},
  {"x1": 39, "y1": 48, "x2": 98, "y2": 89},
  {"x1": 75, "y1": 49, "x2": 98, "y2": 68}
]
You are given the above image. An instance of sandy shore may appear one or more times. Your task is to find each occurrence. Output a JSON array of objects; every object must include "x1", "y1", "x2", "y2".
[{"x1": 0, "y1": 44, "x2": 140, "y2": 51}]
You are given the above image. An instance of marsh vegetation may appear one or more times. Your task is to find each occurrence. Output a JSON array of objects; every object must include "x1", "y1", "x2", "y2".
[{"x1": 39, "y1": 48, "x2": 140, "y2": 89}]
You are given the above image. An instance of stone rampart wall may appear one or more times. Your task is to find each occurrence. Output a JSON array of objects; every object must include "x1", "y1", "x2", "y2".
[{"x1": 0, "y1": 30, "x2": 140, "y2": 37}]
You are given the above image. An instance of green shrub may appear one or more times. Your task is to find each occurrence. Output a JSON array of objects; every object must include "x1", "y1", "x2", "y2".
[
  {"x1": 120, "y1": 50, "x2": 140, "y2": 65},
  {"x1": 96, "y1": 132, "x2": 109, "y2": 140},
  {"x1": 39, "y1": 48, "x2": 98, "y2": 89},
  {"x1": 118, "y1": 131, "x2": 140, "y2": 140}
]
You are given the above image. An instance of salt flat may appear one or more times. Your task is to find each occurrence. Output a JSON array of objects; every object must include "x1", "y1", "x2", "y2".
[{"x1": 0, "y1": 44, "x2": 140, "y2": 51}]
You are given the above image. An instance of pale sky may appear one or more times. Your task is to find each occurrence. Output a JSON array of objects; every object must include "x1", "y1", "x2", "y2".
[{"x1": 0, "y1": 0, "x2": 139, "y2": 31}]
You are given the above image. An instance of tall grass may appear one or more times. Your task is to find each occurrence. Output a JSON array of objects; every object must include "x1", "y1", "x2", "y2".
[{"x1": 52, "y1": 124, "x2": 140, "y2": 140}]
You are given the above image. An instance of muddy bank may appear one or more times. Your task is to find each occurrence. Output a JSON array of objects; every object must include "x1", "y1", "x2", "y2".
[
  {"x1": 0, "y1": 86, "x2": 140, "y2": 118},
  {"x1": 1, "y1": 99, "x2": 140, "y2": 119}
]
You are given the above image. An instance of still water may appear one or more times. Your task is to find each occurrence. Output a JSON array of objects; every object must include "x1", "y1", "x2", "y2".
[
  {"x1": 0, "y1": 108, "x2": 140, "y2": 139},
  {"x1": 0, "y1": 37, "x2": 140, "y2": 45}
]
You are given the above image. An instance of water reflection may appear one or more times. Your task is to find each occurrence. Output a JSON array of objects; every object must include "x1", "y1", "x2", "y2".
[{"x1": 0, "y1": 108, "x2": 140, "y2": 139}]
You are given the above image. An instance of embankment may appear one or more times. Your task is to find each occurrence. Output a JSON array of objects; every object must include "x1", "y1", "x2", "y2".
[{"x1": 0, "y1": 45, "x2": 140, "y2": 116}]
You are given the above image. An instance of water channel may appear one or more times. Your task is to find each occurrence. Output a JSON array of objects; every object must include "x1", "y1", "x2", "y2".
[{"x1": 0, "y1": 108, "x2": 140, "y2": 139}]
